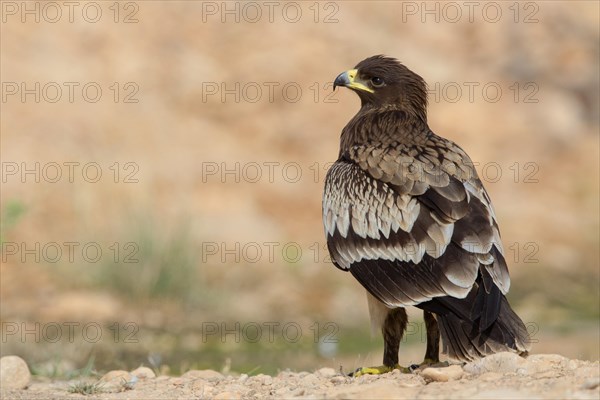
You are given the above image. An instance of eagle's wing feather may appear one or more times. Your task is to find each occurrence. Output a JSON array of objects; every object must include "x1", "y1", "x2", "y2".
[{"x1": 323, "y1": 137, "x2": 510, "y2": 309}]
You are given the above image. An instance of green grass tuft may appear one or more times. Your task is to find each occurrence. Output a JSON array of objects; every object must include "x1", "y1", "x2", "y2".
[
  {"x1": 67, "y1": 381, "x2": 104, "y2": 395},
  {"x1": 91, "y1": 221, "x2": 200, "y2": 302}
]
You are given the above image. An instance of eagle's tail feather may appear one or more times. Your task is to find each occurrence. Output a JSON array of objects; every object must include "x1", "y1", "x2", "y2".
[
  {"x1": 418, "y1": 267, "x2": 531, "y2": 362},
  {"x1": 435, "y1": 295, "x2": 530, "y2": 362}
]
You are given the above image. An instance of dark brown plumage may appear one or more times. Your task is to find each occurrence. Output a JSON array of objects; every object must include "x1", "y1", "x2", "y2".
[{"x1": 323, "y1": 56, "x2": 530, "y2": 373}]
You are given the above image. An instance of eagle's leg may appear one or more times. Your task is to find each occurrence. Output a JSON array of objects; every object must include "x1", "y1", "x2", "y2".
[
  {"x1": 423, "y1": 310, "x2": 440, "y2": 364},
  {"x1": 352, "y1": 307, "x2": 409, "y2": 376},
  {"x1": 408, "y1": 311, "x2": 448, "y2": 371},
  {"x1": 382, "y1": 307, "x2": 408, "y2": 367}
]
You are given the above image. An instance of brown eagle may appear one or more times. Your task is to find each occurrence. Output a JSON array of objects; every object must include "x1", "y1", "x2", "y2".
[{"x1": 323, "y1": 55, "x2": 530, "y2": 375}]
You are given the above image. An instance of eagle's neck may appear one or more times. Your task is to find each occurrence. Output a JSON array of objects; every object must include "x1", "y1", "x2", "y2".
[{"x1": 339, "y1": 108, "x2": 430, "y2": 156}]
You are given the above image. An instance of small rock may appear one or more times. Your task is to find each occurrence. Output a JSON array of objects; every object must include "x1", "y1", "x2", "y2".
[
  {"x1": 581, "y1": 378, "x2": 600, "y2": 390},
  {"x1": 100, "y1": 370, "x2": 132, "y2": 384},
  {"x1": 420, "y1": 365, "x2": 463, "y2": 382},
  {"x1": 238, "y1": 373, "x2": 248, "y2": 382},
  {"x1": 316, "y1": 367, "x2": 337, "y2": 378},
  {"x1": 330, "y1": 376, "x2": 348, "y2": 385},
  {"x1": 181, "y1": 369, "x2": 224, "y2": 381},
  {"x1": 0, "y1": 356, "x2": 31, "y2": 390},
  {"x1": 420, "y1": 367, "x2": 449, "y2": 382},
  {"x1": 439, "y1": 364, "x2": 463, "y2": 380},
  {"x1": 131, "y1": 366, "x2": 156, "y2": 380},
  {"x1": 213, "y1": 391, "x2": 242, "y2": 399},
  {"x1": 100, "y1": 370, "x2": 134, "y2": 392},
  {"x1": 463, "y1": 352, "x2": 528, "y2": 375}
]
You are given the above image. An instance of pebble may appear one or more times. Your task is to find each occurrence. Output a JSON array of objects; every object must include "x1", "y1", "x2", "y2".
[
  {"x1": 463, "y1": 352, "x2": 528, "y2": 375},
  {"x1": 580, "y1": 378, "x2": 600, "y2": 390},
  {"x1": 181, "y1": 369, "x2": 224, "y2": 381},
  {"x1": 100, "y1": 370, "x2": 132, "y2": 384},
  {"x1": 131, "y1": 366, "x2": 156, "y2": 380},
  {"x1": 100, "y1": 370, "x2": 135, "y2": 392},
  {"x1": 0, "y1": 356, "x2": 31, "y2": 390},
  {"x1": 100, "y1": 369, "x2": 131, "y2": 382},
  {"x1": 331, "y1": 376, "x2": 349, "y2": 385},
  {"x1": 420, "y1": 365, "x2": 464, "y2": 382}
]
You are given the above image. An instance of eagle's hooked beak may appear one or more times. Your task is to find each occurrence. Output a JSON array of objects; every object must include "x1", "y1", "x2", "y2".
[{"x1": 333, "y1": 69, "x2": 374, "y2": 93}]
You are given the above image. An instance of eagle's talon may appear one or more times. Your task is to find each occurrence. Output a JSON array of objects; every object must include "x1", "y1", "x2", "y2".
[{"x1": 351, "y1": 364, "x2": 411, "y2": 377}]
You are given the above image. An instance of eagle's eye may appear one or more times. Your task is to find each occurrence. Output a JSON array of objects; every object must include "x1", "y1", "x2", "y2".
[{"x1": 370, "y1": 77, "x2": 385, "y2": 87}]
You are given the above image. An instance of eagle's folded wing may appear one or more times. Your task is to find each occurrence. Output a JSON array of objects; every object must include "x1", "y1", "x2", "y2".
[{"x1": 323, "y1": 139, "x2": 510, "y2": 308}]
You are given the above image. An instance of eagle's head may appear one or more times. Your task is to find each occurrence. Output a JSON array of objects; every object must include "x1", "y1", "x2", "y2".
[{"x1": 334, "y1": 55, "x2": 428, "y2": 122}]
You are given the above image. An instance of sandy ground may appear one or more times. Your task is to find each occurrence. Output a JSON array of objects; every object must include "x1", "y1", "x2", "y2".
[{"x1": 2, "y1": 353, "x2": 599, "y2": 400}]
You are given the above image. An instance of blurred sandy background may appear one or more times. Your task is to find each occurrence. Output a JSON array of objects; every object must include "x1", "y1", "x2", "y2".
[{"x1": 1, "y1": 1, "x2": 598, "y2": 376}]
